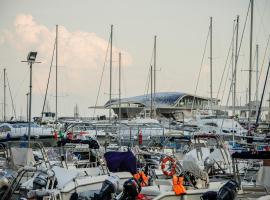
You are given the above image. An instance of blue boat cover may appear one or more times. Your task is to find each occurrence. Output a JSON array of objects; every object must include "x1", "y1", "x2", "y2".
[{"x1": 104, "y1": 151, "x2": 136, "y2": 174}]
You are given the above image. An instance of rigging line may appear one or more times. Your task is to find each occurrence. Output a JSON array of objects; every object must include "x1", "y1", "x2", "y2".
[
  {"x1": 216, "y1": 22, "x2": 236, "y2": 101},
  {"x1": 191, "y1": 26, "x2": 210, "y2": 110},
  {"x1": 258, "y1": 35, "x2": 270, "y2": 87},
  {"x1": 41, "y1": 38, "x2": 56, "y2": 120},
  {"x1": 222, "y1": 1, "x2": 250, "y2": 105},
  {"x1": 219, "y1": 2, "x2": 251, "y2": 130},
  {"x1": 256, "y1": 58, "x2": 270, "y2": 125},
  {"x1": 254, "y1": 0, "x2": 268, "y2": 41},
  {"x1": 6, "y1": 74, "x2": 17, "y2": 119},
  {"x1": 93, "y1": 34, "x2": 110, "y2": 118},
  {"x1": 234, "y1": 0, "x2": 250, "y2": 74},
  {"x1": 143, "y1": 43, "x2": 155, "y2": 96},
  {"x1": 32, "y1": 73, "x2": 45, "y2": 98},
  {"x1": 144, "y1": 66, "x2": 151, "y2": 97},
  {"x1": 120, "y1": 56, "x2": 126, "y2": 97},
  {"x1": 220, "y1": 53, "x2": 233, "y2": 104},
  {"x1": 0, "y1": 71, "x2": 3, "y2": 119},
  {"x1": 219, "y1": 57, "x2": 235, "y2": 134},
  {"x1": 14, "y1": 71, "x2": 28, "y2": 99}
]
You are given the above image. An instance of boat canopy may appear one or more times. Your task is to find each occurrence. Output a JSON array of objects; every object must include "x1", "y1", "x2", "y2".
[{"x1": 232, "y1": 151, "x2": 270, "y2": 159}]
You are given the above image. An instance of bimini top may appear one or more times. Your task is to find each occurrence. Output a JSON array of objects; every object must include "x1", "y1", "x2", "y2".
[{"x1": 104, "y1": 92, "x2": 210, "y2": 108}]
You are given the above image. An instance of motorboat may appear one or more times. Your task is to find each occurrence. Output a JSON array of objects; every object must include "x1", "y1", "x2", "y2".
[{"x1": 0, "y1": 122, "x2": 53, "y2": 143}]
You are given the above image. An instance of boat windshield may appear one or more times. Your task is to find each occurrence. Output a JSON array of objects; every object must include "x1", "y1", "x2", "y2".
[{"x1": 11, "y1": 123, "x2": 40, "y2": 128}]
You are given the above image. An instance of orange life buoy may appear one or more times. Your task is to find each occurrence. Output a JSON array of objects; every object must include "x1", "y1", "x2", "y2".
[{"x1": 161, "y1": 156, "x2": 176, "y2": 176}]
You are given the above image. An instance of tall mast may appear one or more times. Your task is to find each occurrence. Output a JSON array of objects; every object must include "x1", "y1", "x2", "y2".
[
  {"x1": 248, "y1": 0, "x2": 254, "y2": 128},
  {"x1": 26, "y1": 93, "x2": 29, "y2": 121},
  {"x1": 153, "y1": 35, "x2": 157, "y2": 117},
  {"x1": 234, "y1": 15, "x2": 239, "y2": 116},
  {"x1": 56, "y1": 24, "x2": 58, "y2": 122},
  {"x1": 210, "y1": 17, "x2": 213, "y2": 111},
  {"x1": 232, "y1": 20, "x2": 235, "y2": 116},
  {"x1": 109, "y1": 25, "x2": 113, "y2": 122},
  {"x1": 150, "y1": 65, "x2": 153, "y2": 118},
  {"x1": 255, "y1": 44, "x2": 259, "y2": 117},
  {"x1": 118, "y1": 52, "x2": 121, "y2": 121},
  {"x1": 3, "y1": 68, "x2": 6, "y2": 121}
]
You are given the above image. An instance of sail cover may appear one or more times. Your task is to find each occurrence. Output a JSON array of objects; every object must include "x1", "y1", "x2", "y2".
[{"x1": 104, "y1": 151, "x2": 136, "y2": 174}]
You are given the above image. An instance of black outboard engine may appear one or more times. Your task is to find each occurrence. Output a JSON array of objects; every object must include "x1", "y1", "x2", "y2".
[
  {"x1": 33, "y1": 173, "x2": 48, "y2": 190},
  {"x1": 217, "y1": 180, "x2": 238, "y2": 200},
  {"x1": 200, "y1": 180, "x2": 238, "y2": 200},
  {"x1": 119, "y1": 178, "x2": 141, "y2": 200},
  {"x1": 200, "y1": 191, "x2": 217, "y2": 200},
  {"x1": 91, "y1": 175, "x2": 120, "y2": 200}
]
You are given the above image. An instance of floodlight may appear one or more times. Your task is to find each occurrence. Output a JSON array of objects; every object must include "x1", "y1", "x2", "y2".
[{"x1": 27, "y1": 52, "x2": 37, "y2": 62}]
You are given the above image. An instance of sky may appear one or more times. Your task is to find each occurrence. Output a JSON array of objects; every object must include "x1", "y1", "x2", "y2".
[{"x1": 0, "y1": 0, "x2": 270, "y2": 119}]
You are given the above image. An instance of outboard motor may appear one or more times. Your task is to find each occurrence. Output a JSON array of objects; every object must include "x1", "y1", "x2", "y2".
[
  {"x1": 119, "y1": 178, "x2": 141, "y2": 200},
  {"x1": 200, "y1": 191, "x2": 217, "y2": 200},
  {"x1": 92, "y1": 175, "x2": 120, "y2": 200},
  {"x1": 33, "y1": 173, "x2": 48, "y2": 190},
  {"x1": 217, "y1": 180, "x2": 238, "y2": 200},
  {"x1": 200, "y1": 180, "x2": 238, "y2": 200}
]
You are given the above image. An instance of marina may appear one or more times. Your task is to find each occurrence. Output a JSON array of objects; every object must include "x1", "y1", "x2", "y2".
[{"x1": 0, "y1": 0, "x2": 270, "y2": 199}]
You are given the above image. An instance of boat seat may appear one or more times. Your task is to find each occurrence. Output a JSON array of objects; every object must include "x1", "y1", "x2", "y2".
[
  {"x1": 242, "y1": 185, "x2": 269, "y2": 194},
  {"x1": 154, "y1": 179, "x2": 173, "y2": 186},
  {"x1": 141, "y1": 185, "x2": 171, "y2": 196}
]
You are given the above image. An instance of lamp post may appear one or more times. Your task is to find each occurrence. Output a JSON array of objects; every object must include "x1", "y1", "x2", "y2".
[{"x1": 22, "y1": 52, "x2": 40, "y2": 147}]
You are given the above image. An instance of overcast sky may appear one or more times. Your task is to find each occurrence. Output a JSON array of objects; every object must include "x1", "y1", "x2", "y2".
[{"x1": 0, "y1": 0, "x2": 270, "y2": 119}]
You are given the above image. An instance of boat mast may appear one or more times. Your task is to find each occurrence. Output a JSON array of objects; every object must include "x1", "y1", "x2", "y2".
[
  {"x1": 26, "y1": 93, "x2": 29, "y2": 121},
  {"x1": 150, "y1": 65, "x2": 153, "y2": 118},
  {"x1": 3, "y1": 68, "x2": 6, "y2": 121},
  {"x1": 210, "y1": 17, "x2": 213, "y2": 112},
  {"x1": 232, "y1": 20, "x2": 235, "y2": 116},
  {"x1": 109, "y1": 25, "x2": 113, "y2": 122},
  {"x1": 118, "y1": 52, "x2": 121, "y2": 121},
  {"x1": 153, "y1": 35, "x2": 157, "y2": 117},
  {"x1": 248, "y1": 0, "x2": 254, "y2": 131},
  {"x1": 56, "y1": 24, "x2": 58, "y2": 122},
  {"x1": 233, "y1": 16, "x2": 239, "y2": 116},
  {"x1": 255, "y1": 44, "x2": 259, "y2": 118}
]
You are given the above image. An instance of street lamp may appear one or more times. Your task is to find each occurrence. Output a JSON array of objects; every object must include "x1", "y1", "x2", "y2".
[{"x1": 22, "y1": 51, "x2": 40, "y2": 147}]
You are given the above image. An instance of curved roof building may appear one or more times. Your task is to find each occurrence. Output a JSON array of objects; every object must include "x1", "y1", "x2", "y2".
[{"x1": 104, "y1": 92, "x2": 218, "y2": 119}]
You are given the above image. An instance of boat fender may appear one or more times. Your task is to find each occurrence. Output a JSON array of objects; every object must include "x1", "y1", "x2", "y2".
[{"x1": 161, "y1": 156, "x2": 176, "y2": 176}]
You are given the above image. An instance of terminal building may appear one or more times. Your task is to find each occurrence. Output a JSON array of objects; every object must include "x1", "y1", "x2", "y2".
[{"x1": 104, "y1": 92, "x2": 219, "y2": 120}]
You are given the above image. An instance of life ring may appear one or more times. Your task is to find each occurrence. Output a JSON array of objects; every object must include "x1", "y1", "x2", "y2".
[{"x1": 161, "y1": 156, "x2": 176, "y2": 176}]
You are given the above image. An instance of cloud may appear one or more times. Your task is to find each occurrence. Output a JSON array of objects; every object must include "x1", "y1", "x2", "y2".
[{"x1": 0, "y1": 14, "x2": 132, "y2": 93}]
